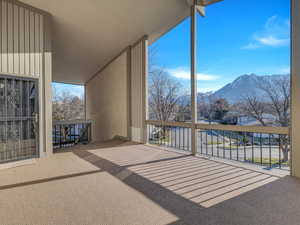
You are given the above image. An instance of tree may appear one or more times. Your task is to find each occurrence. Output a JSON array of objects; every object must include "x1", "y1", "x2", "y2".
[
  {"x1": 239, "y1": 96, "x2": 268, "y2": 126},
  {"x1": 258, "y1": 76, "x2": 290, "y2": 127},
  {"x1": 52, "y1": 89, "x2": 84, "y2": 121},
  {"x1": 148, "y1": 67, "x2": 182, "y2": 121},
  {"x1": 211, "y1": 98, "x2": 229, "y2": 121},
  {"x1": 174, "y1": 97, "x2": 191, "y2": 122},
  {"x1": 198, "y1": 95, "x2": 214, "y2": 123},
  {"x1": 240, "y1": 76, "x2": 290, "y2": 162},
  {"x1": 198, "y1": 96, "x2": 229, "y2": 122}
]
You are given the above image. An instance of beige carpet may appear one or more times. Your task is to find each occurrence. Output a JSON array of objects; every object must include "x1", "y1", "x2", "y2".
[{"x1": 0, "y1": 140, "x2": 299, "y2": 225}]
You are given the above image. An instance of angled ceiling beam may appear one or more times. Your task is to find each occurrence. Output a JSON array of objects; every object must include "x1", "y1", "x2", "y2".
[
  {"x1": 187, "y1": 0, "x2": 224, "y2": 17},
  {"x1": 196, "y1": 5, "x2": 206, "y2": 17},
  {"x1": 199, "y1": 0, "x2": 223, "y2": 6}
]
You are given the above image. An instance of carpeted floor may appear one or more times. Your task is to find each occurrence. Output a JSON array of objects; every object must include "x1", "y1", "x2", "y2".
[{"x1": 0, "y1": 140, "x2": 299, "y2": 225}]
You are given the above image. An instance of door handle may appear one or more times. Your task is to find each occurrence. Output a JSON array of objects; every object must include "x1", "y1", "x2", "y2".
[
  {"x1": 34, "y1": 113, "x2": 39, "y2": 123},
  {"x1": 32, "y1": 113, "x2": 39, "y2": 135}
]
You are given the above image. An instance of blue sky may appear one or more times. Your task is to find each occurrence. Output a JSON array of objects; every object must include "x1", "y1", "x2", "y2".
[
  {"x1": 52, "y1": 82, "x2": 84, "y2": 98},
  {"x1": 150, "y1": 0, "x2": 290, "y2": 93},
  {"x1": 54, "y1": 0, "x2": 290, "y2": 96}
]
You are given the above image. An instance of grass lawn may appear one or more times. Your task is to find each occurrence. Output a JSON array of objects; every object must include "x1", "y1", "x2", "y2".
[
  {"x1": 246, "y1": 157, "x2": 289, "y2": 166},
  {"x1": 206, "y1": 141, "x2": 223, "y2": 145},
  {"x1": 224, "y1": 145, "x2": 240, "y2": 150}
]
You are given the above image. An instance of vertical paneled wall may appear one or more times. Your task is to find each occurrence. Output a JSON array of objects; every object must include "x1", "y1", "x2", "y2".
[
  {"x1": 85, "y1": 36, "x2": 147, "y2": 143},
  {"x1": 0, "y1": 0, "x2": 52, "y2": 157},
  {"x1": 131, "y1": 37, "x2": 148, "y2": 143},
  {"x1": 86, "y1": 51, "x2": 129, "y2": 142},
  {"x1": 0, "y1": 0, "x2": 44, "y2": 78}
]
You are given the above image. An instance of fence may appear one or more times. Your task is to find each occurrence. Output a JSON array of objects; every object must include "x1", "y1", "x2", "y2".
[
  {"x1": 146, "y1": 120, "x2": 290, "y2": 169},
  {"x1": 53, "y1": 120, "x2": 92, "y2": 149}
]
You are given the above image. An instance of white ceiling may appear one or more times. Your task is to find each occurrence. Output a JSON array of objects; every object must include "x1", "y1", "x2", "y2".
[{"x1": 20, "y1": 0, "x2": 190, "y2": 84}]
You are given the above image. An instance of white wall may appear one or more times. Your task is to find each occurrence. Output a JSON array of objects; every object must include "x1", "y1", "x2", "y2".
[
  {"x1": 85, "y1": 37, "x2": 148, "y2": 143},
  {"x1": 86, "y1": 50, "x2": 130, "y2": 142}
]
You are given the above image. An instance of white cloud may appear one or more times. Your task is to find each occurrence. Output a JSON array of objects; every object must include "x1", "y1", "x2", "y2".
[
  {"x1": 279, "y1": 66, "x2": 290, "y2": 74},
  {"x1": 167, "y1": 68, "x2": 219, "y2": 81},
  {"x1": 255, "y1": 36, "x2": 289, "y2": 47},
  {"x1": 242, "y1": 15, "x2": 290, "y2": 50}
]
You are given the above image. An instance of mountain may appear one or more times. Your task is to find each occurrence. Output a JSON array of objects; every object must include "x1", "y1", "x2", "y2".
[
  {"x1": 208, "y1": 73, "x2": 290, "y2": 104},
  {"x1": 178, "y1": 92, "x2": 213, "y2": 105},
  {"x1": 177, "y1": 74, "x2": 289, "y2": 105}
]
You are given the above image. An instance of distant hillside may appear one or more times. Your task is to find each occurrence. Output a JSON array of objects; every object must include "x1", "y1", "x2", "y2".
[
  {"x1": 177, "y1": 74, "x2": 290, "y2": 105},
  {"x1": 209, "y1": 74, "x2": 290, "y2": 104}
]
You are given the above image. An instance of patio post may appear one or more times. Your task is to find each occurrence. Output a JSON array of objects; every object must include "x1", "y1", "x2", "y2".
[
  {"x1": 191, "y1": 0, "x2": 198, "y2": 155},
  {"x1": 142, "y1": 38, "x2": 149, "y2": 144},
  {"x1": 291, "y1": 0, "x2": 300, "y2": 177}
]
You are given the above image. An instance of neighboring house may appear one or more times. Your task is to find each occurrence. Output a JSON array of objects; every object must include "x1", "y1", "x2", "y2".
[{"x1": 237, "y1": 113, "x2": 277, "y2": 126}]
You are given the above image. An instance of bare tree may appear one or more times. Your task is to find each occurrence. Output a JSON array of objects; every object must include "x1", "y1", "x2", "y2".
[
  {"x1": 239, "y1": 96, "x2": 268, "y2": 126},
  {"x1": 259, "y1": 76, "x2": 290, "y2": 162},
  {"x1": 240, "y1": 76, "x2": 290, "y2": 162},
  {"x1": 258, "y1": 76, "x2": 290, "y2": 127},
  {"x1": 175, "y1": 96, "x2": 191, "y2": 122},
  {"x1": 148, "y1": 67, "x2": 182, "y2": 121},
  {"x1": 198, "y1": 95, "x2": 215, "y2": 123},
  {"x1": 52, "y1": 90, "x2": 84, "y2": 121}
]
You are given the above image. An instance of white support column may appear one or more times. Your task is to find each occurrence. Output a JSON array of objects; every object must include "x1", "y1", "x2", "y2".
[
  {"x1": 142, "y1": 38, "x2": 149, "y2": 144},
  {"x1": 191, "y1": 0, "x2": 198, "y2": 155},
  {"x1": 127, "y1": 47, "x2": 132, "y2": 141},
  {"x1": 291, "y1": 0, "x2": 300, "y2": 177},
  {"x1": 43, "y1": 15, "x2": 53, "y2": 156},
  {"x1": 130, "y1": 36, "x2": 148, "y2": 143}
]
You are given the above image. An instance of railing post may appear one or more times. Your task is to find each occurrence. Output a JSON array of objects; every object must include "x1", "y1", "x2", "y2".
[{"x1": 191, "y1": 0, "x2": 198, "y2": 155}]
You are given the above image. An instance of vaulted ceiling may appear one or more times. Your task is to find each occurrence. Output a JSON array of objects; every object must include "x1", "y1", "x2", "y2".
[{"x1": 19, "y1": 0, "x2": 190, "y2": 84}]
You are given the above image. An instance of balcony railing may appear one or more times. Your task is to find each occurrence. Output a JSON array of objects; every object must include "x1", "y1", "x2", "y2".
[
  {"x1": 53, "y1": 120, "x2": 92, "y2": 149},
  {"x1": 146, "y1": 120, "x2": 290, "y2": 170}
]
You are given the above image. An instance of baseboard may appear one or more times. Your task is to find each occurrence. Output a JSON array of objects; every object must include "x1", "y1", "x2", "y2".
[
  {"x1": 113, "y1": 135, "x2": 131, "y2": 141},
  {"x1": 0, "y1": 158, "x2": 37, "y2": 170}
]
